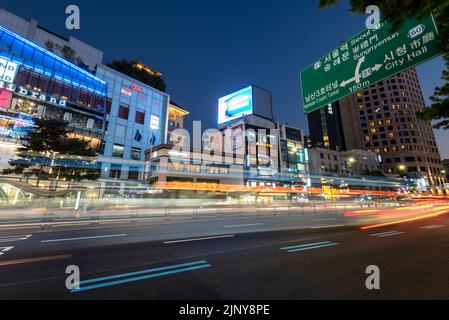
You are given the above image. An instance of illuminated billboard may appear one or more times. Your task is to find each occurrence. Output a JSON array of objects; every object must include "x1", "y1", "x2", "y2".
[{"x1": 218, "y1": 86, "x2": 253, "y2": 125}]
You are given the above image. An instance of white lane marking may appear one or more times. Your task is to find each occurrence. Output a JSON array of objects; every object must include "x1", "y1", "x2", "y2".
[
  {"x1": 164, "y1": 234, "x2": 235, "y2": 244},
  {"x1": 420, "y1": 225, "x2": 443, "y2": 230},
  {"x1": 369, "y1": 231, "x2": 399, "y2": 237},
  {"x1": 310, "y1": 224, "x2": 344, "y2": 229},
  {"x1": 313, "y1": 218, "x2": 338, "y2": 222},
  {"x1": 0, "y1": 246, "x2": 14, "y2": 256},
  {"x1": 371, "y1": 231, "x2": 405, "y2": 238},
  {"x1": 0, "y1": 234, "x2": 32, "y2": 243},
  {"x1": 41, "y1": 234, "x2": 127, "y2": 243},
  {"x1": 377, "y1": 232, "x2": 405, "y2": 237},
  {"x1": 223, "y1": 223, "x2": 263, "y2": 228}
]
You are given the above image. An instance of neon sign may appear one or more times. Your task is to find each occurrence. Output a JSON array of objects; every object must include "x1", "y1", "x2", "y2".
[
  {"x1": 0, "y1": 82, "x2": 67, "y2": 107},
  {"x1": 131, "y1": 84, "x2": 143, "y2": 92},
  {"x1": 0, "y1": 114, "x2": 35, "y2": 139}
]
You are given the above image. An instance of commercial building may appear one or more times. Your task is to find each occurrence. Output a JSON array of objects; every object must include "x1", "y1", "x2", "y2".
[
  {"x1": 167, "y1": 99, "x2": 189, "y2": 143},
  {"x1": 145, "y1": 85, "x2": 308, "y2": 190},
  {"x1": 95, "y1": 64, "x2": 170, "y2": 186},
  {"x1": 0, "y1": 9, "x2": 103, "y2": 71},
  {"x1": 217, "y1": 85, "x2": 280, "y2": 186},
  {"x1": 0, "y1": 11, "x2": 192, "y2": 194},
  {"x1": 144, "y1": 144, "x2": 244, "y2": 187},
  {"x1": 308, "y1": 68, "x2": 446, "y2": 189},
  {"x1": 307, "y1": 101, "x2": 346, "y2": 151},
  {"x1": 0, "y1": 23, "x2": 107, "y2": 170},
  {"x1": 278, "y1": 123, "x2": 306, "y2": 175},
  {"x1": 306, "y1": 147, "x2": 381, "y2": 176}
]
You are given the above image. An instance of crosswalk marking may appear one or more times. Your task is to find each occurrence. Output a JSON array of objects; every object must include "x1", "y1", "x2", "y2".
[
  {"x1": 0, "y1": 246, "x2": 14, "y2": 256},
  {"x1": 0, "y1": 234, "x2": 32, "y2": 243}
]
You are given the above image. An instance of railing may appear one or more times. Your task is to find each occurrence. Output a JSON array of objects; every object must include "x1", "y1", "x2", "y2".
[{"x1": 0, "y1": 201, "x2": 416, "y2": 231}]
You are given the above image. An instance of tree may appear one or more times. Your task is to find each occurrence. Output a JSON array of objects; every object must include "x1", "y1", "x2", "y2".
[
  {"x1": 2, "y1": 119, "x2": 100, "y2": 186},
  {"x1": 318, "y1": 0, "x2": 449, "y2": 129},
  {"x1": 107, "y1": 59, "x2": 167, "y2": 92}
]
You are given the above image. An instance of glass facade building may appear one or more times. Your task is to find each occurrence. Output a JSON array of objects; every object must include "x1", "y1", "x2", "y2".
[{"x1": 0, "y1": 24, "x2": 107, "y2": 151}]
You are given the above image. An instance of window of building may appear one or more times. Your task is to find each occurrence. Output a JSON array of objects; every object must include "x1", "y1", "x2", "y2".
[
  {"x1": 115, "y1": 124, "x2": 126, "y2": 138},
  {"x1": 106, "y1": 98, "x2": 112, "y2": 114},
  {"x1": 168, "y1": 161, "x2": 184, "y2": 171},
  {"x1": 112, "y1": 144, "x2": 125, "y2": 158},
  {"x1": 128, "y1": 167, "x2": 139, "y2": 180},
  {"x1": 109, "y1": 164, "x2": 121, "y2": 179},
  {"x1": 118, "y1": 104, "x2": 129, "y2": 120},
  {"x1": 131, "y1": 147, "x2": 141, "y2": 160},
  {"x1": 135, "y1": 110, "x2": 145, "y2": 124},
  {"x1": 186, "y1": 164, "x2": 201, "y2": 173}
]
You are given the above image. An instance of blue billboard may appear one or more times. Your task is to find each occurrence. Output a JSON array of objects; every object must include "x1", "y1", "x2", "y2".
[{"x1": 218, "y1": 86, "x2": 253, "y2": 125}]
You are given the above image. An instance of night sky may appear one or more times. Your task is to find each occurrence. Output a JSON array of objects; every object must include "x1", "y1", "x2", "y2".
[{"x1": 1, "y1": 1, "x2": 448, "y2": 158}]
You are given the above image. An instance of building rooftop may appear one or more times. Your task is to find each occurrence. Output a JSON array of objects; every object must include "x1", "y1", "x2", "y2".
[
  {"x1": 169, "y1": 99, "x2": 190, "y2": 116},
  {"x1": 133, "y1": 62, "x2": 162, "y2": 77}
]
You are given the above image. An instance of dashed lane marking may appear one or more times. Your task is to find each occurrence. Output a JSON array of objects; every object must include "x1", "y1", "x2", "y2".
[
  {"x1": 370, "y1": 231, "x2": 404, "y2": 237},
  {"x1": 280, "y1": 241, "x2": 339, "y2": 253},
  {"x1": 223, "y1": 223, "x2": 263, "y2": 228},
  {"x1": 41, "y1": 234, "x2": 127, "y2": 243},
  {"x1": 420, "y1": 224, "x2": 443, "y2": 230},
  {"x1": 163, "y1": 234, "x2": 235, "y2": 244}
]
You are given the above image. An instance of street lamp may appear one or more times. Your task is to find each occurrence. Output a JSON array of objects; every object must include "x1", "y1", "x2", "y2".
[
  {"x1": 398, "y1": 164, "x2": 407, "y2": 178},
  {"x1": 347, "y1": 157, "x2": 357, "y2": 174}
]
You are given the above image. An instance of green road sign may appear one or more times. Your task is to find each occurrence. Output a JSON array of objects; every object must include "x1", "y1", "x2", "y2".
[{"x1": 300, "y1": 14, "x2": 441, "y2": 114}]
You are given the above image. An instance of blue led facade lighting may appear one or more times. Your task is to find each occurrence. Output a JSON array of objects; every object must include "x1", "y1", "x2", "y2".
[{"x1": 0, "y1": 24, "x2": 107, "y2": 96}]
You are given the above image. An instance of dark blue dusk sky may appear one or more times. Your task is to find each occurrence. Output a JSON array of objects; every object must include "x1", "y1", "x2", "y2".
[{"x1": 1, "y1": 1, "x2": 448, "y2": 158}]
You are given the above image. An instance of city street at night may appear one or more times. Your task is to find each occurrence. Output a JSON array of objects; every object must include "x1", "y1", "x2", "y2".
[
  {"x1": 0, "y1": 0, "x2": 449, "y2": 309},
  {"x1": 0, "y1": 204, "x2": 448, "y2": 299}
]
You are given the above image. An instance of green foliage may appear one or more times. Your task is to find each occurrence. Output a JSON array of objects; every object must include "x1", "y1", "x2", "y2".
[
  {"x1": 44, "y1": 40, "x2": 55, "y2": 52},
  {"x1": 319, "y1": 0, "x2": 449, "y2": 129},
  {"x1": 107, "y1": 59, "x2": 167, "y2": 92},
  {"x1": 60, "y1": 45, "x2": 77, "y2": 61},
  {"x1": 2, "y1": 119, "x2": 99, "y2": 183},
  {"x1": 43, "y1": 40, "x2": 90, "y2": 70}
]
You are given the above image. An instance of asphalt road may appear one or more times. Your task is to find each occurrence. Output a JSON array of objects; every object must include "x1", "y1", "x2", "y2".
[{"x1": 0, "y1": 209, "x2": 449, "y2": 299}]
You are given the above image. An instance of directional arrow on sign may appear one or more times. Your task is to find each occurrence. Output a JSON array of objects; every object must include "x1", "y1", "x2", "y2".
[
  {"x1": 371, "y1": 63, "x2": 382, "y2": 72},
  {"x1": 340, "y1": 56, "x2": 365, "y2": 87},
  {"x1": 340, "y1": 61, "x2": 383, "y2": 87}
]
